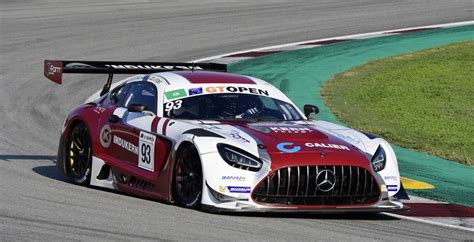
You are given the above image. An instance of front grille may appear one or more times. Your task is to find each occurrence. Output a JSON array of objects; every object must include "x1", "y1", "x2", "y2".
[{"x1": 252, "y1": 166, "x2": 380, "y2": 206}]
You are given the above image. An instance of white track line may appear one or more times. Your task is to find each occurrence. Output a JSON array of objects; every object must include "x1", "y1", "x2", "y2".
[
  {"x1": 403, "y1": 195, "x2": 448, "y2": 204},
  {"x1": 192, "y1": 20, "x2": 474, "y2": 63},
  {"x1": 382, "y1": 213, "x2": 474, "y2": 232},
  {"x1": 191, "y1": 20, "x2": 474, "y2": 231}
]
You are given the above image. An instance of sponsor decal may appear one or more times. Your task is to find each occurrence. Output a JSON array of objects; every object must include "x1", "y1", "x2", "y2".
[
  {"x1": 305, "y1": 143, "x2": 350, "y2": 150},
  {"x1": 138, "y1": 132, "x2": 156, "y2": 172},
  {"x1": 333, "y1": 133, "x2": 361, "y2": 144},
  {"x1": 276, "y1": 142, "x2": 301, "y2": 153},
  {"x1": 252, "y1": 126, "x2": 312, "y2": 134},
  {"x1": 269, "y1": 126, "x2": 311, "y2": 133},
  {"x1": 113, "y1": 135, "x2": 139, "y2": 155},
  {"x1": 99, "y1": 125, "x2": 112, "y2": 148},
  {"x1": 46, "y1": 62, "x2": 61, "y2": 75},
  {"x1": 204, "y1": 86, "x2": 269, "y2": 96},
  {"x1": 227, "y1": 186, "x2": 251, "y2": 193},
  {"x1": 188, "y1": 87, "x2": 203, "y2": 96},
  {"x1": 387, "y1": 185, "x2": 398, "y2": 191},
  {"x1": 219, "y1": 186, "x2": 226, "y2": 193},
  {"x1": 148, "y1": 75, "x2": 162, "y2": 84},
  {"x1": 93, "y1": 106, "x2": 106, "y2": 114},
  {"x1": 104, "y1": 64, "x2": 203, "y2": 71},
  {"x1": 165, "y1": 89, "x2": 187, "y2": 100},
  {"x1": 221, "y1": 175, "x2": 246, "y2": 181},
  {"x1": 44, "y1": 61, "x2": 63, "y2": 83},
  {"x1": 226, "y1": 131, "x2": 251, "y2": 143},
  {"x1": 276, "y1": 142, "x2": 349, "y2": 152},
  {"x1": 384, "y1": 176, "x2": 398, "y2": 181}
]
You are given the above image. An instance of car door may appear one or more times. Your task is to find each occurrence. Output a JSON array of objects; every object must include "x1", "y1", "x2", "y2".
[{"x1": 97, "y1": 81, "x2": 171, "y2": 179}]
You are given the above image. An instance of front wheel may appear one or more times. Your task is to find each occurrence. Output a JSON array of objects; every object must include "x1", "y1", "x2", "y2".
[
  {"x1": 66, "y1": 123, "x2": 92, "y2": 185},
  {"x1": 172, "y1": 145, "x2": 203, "y2": 209}
]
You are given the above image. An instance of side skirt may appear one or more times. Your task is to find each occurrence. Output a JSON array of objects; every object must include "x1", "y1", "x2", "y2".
[{"x1": 90, "y1": 156, "x2": 116, "y2": 190}]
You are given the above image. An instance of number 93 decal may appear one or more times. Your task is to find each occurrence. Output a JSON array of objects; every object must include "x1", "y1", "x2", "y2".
[
  {"x1": 164, "y1": 100, "x2": 182, "y2": 112},
  {"x1": 138, "y1": 131, "x2": 156, "y2": 172}
]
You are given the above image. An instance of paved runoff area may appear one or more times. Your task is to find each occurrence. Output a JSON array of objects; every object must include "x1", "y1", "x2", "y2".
[{"x1": 1, "y1": 0, "x2": 473, "y2": 240}]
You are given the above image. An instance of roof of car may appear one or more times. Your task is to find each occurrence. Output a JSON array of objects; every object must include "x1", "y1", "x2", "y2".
[
  {"x1": 143, "y1": 71, "x2": 273, "y2": 88},
  {"x1": 144, "y1": 71, "x2": 290, "y2": 103},
  {"x1": 170, "y1": 71, "x2": 256, "y2": 84}
]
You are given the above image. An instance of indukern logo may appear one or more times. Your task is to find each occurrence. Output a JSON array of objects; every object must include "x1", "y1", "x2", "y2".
[{"x1": 276, "y1": 142, "x2": 301, "y2": 153}]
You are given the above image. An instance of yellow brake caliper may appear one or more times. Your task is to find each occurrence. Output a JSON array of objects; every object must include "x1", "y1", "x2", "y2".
[{"x1": 70, "y1": 142, "x2": 75, "y2": 167}]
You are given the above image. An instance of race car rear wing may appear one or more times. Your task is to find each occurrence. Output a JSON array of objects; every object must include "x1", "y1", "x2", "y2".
[{"x1": 44, "y1": 60, "x2": 227, "y2": 95}]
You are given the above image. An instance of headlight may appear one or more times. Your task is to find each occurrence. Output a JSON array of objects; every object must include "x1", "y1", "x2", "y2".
[
  {"x1": 217, "y1": 144, "x2": 262, "y2": 171},
  {"x1": 371, "y1": 145, "x2": 386, "y2": 172}
]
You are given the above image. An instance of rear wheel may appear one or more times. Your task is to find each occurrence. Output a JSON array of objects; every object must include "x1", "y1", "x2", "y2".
[
  {"x1": 66, "y1": 123, "x2": 92, "y2": 185},
  {"x1": 173, "y1": 145, "x2": 203, "y2": 209}
]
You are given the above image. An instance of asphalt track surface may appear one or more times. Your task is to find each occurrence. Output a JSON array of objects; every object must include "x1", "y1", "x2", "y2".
[{"x1": 1, "y1": 0, "x2": 473, "y2": 240}]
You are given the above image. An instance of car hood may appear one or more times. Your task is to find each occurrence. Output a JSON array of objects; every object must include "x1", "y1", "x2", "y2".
[
  {"x1": 227, "y1": 122, "x2": 372, "y2": 169},
  {"x1": 233, "y1": 122, "x2": 350, "y2": 152}
]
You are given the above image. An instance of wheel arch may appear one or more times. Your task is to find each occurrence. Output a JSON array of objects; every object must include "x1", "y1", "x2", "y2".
[
  {"x1": 169, "y1": 140, "x2": 196, "y2": 202},
  {"x1": 170, "y1": 139, "x2": 204, "y2": 208},
  {"x1": 57, "y1": 116, "x2": 94, "y2": 177}
]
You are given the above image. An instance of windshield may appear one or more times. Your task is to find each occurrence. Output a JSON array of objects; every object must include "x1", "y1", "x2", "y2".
[{"x1": 163, "y1": 94, "x2": 304, "y2": 121}]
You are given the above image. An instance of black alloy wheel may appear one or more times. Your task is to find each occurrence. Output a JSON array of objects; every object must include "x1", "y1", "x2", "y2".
[
  {"x1": 66, "y1": 123, "x2": 92, "y2": 185},
  {"x1": 173, "y1": 145, "x2": 203, "y2": 209}
]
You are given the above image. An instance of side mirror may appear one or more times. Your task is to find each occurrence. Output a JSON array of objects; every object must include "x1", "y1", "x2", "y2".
[
  {"x1": 127, "y1": 103, "x2": 146, "y2": 113},
  {"x1": 108, "y1": 114, "x2": 121, "y2": 123},
  {"x1": 304, "y1": 104, "x2": 319, "y2": 118}
]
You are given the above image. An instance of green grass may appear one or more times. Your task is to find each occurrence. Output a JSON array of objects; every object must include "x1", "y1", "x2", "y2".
[{"x1": 321, "y1": 41, "x2": 474, "y2": 166}]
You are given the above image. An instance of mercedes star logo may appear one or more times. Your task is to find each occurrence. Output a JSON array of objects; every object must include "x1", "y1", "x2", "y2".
[{"x1": 316, "y1": 169, "x2": 336, "y2": 192}]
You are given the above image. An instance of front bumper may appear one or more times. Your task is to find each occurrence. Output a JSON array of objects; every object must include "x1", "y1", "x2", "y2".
[
  {"x1": 200, "y1": 152, "x2": 406, "y2": 214},
  {"x1": 202, "y1": 199, "x2": 409, "y2": 214},
  {"x1": 203, "y1": 175, "x2": 407, "y2": 214}
]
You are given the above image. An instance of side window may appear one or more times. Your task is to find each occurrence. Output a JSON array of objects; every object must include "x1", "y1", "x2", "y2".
[
  {"x1": 123, "y1": 82, "x2": 158, "y2": 114},
  {"x1": 261, "y1": 96, "x2": 279, "y2": 111},
  {"x1": 109, "y1": 84, "x2": 130, "y2": 107}
]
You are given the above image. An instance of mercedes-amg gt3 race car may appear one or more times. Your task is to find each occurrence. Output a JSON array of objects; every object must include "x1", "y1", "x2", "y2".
[{"x1": 44, "y1": 60, "x2": 408, "y2": 213}]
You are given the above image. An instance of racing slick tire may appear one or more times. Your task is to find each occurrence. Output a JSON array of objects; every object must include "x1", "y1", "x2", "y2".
[
  {"x1": 66, "y1": 122, "x2": 93, "y2": 185},
  {"x1": 172, "y1": 144, "x2": 203, "y2": 209}
]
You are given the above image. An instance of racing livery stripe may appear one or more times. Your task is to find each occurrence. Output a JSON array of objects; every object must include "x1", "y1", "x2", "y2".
[
  {"x1": 174, "y1": 71, "x2": 255, "y2": 84},
  {"x1": 142, "y1": 74, "x2": 151, "y2": 81},
  {"x1": 156, "y1": 72, "x2": 191, "y2": 87},
  {"x1": 162, "y1": 119, "x2": 170, "y2": 136},
  {"x1": 151, "y1": 117, "x2": 160, "y2": 133}
]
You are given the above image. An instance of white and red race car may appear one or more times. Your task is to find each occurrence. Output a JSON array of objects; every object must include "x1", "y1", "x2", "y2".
[{"x1": 45, "y1": 60, "x2": 408, "y2": 213}]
